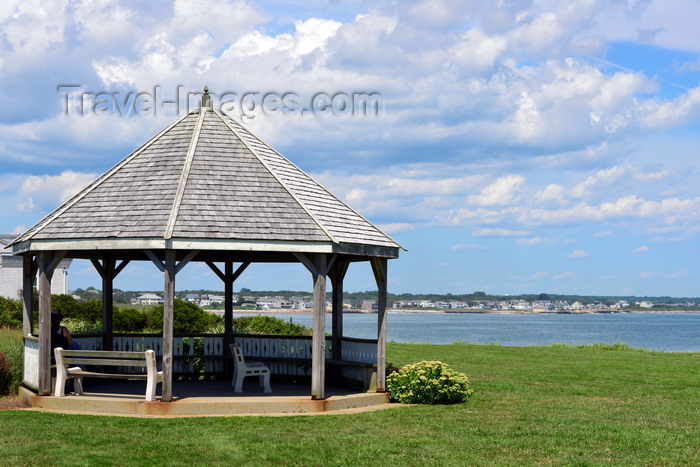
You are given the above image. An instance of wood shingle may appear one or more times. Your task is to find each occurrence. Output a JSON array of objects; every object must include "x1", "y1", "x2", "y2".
[{"x1": 12, "y1": 107, "x2": 401, "y2": 258}]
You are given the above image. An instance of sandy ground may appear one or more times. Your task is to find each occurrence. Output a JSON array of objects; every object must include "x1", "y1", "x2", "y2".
[{"x1": 0, "y1": 395, "x2": 27, "y2": 411}]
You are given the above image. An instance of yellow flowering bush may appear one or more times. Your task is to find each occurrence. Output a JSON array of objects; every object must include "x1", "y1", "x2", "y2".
[{"x1": 386, "y1": 360, "x2": 474, "y2": 405}]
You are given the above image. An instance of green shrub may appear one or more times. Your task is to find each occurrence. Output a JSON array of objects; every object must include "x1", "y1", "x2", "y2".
[
  {"x1": 232, "y1": 315, "x2": 311, "y2": 335},
  {"x1": 0, "y1": 297, "x2": 22, "y2": 329},
  {"x1": 146, "y1": 299, "x2": 222, "y2": 333},
  {"x1": 211, "y1": 320, "x2": 225, "y2": 334},
  {"x1": 113, "y1": 308, "x2": 147, "y2": 332},
  {"x1": 75, "y1": 299, "x2": 104, "y2": 322},
  {"x1": 50, "y1": 294, "x2": 79, "y2": 318},
  {"x1": 0, "y1": 352, "x2": 13, "y2": 394},
  {"x1": 386, "y1": 361, "x2": 401, "y2": 376},
  {"x1": 386, "y1": 360, "x2": 474, "y2": 405},
  {"x1": 50, "y1": 295, "x2": 105, "y2": 323},
  {"x1": 62, "y1": 318, "x2": 102, "y2": 334},
  {"x1": 0, "y1": 329, "x2": 23, "y2": 395}
]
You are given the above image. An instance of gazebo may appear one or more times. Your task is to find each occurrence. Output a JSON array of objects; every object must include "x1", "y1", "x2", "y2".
[{"x1": 10, "y1": 88, "x2": 402, "y2": 403}]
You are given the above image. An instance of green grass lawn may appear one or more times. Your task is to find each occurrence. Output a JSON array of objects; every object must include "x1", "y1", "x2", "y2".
[{"x1": 1, "y1": 342, "x2": 698, "y2": 466}]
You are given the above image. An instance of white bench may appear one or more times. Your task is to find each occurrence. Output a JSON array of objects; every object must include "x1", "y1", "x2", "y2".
[
  {"x1": 230, "y1": 345, "x2": 272, "y2": 393},
  {"x1": 53, "y1": 347, "x2": 162, "y2": 402}
]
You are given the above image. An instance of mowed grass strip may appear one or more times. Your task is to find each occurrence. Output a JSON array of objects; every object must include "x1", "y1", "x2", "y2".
[{"x1": 1, "y1": 343, "x2": 697, "y2": 466}]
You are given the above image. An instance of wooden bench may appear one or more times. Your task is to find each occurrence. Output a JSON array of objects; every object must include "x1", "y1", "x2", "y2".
[{"x1": 53, "y1": 347, "x2": 163, "y2": 402}]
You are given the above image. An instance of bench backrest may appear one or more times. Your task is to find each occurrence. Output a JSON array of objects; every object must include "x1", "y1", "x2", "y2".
[
  {"x1": 230, "y1": 345, "x2": 246, "y2": 370},
  {"x1": 56, "y1": 349, "x2": 153, "y2": 368}
]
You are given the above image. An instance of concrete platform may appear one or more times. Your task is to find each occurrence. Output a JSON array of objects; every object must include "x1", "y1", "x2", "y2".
[{"x1": 18, "y1": 379, "x2": 392, "y2": 417}]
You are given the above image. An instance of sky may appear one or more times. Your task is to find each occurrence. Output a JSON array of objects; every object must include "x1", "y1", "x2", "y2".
[{"x1": 1, "y1": 0, "x2": 700, "y2": 297}]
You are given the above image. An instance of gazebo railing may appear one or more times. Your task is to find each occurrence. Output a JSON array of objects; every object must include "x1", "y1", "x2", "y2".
[
  {"x1": 22, "y1": 336, "x2": 39, "y2": 390},
  {"x1": 76, "y1": 333, "x2": 376, "y2": 381},
  {"x1": 233, "y1": 334, "x2": 313, "y2": 377},
  {"x1": 23, "y1": 334, "x2": 378, "y2": 388},
  {"x1": 72, "y1": 334, "x2": 226, "y2": 376}
]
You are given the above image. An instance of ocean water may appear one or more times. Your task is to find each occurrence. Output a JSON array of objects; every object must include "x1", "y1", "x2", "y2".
[{"x1": 234, "y1": 311, "x2": 700, "y2": 352}]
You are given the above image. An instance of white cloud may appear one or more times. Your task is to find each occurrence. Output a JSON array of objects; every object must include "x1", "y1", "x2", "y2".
[
  {"x1": 450, "y1": 243, "x2": 487, "y2": 251},
  {"x1": 468, "y1": 174, "x2": 525, "y2": 207},
  {"x1": 534, "y1": 184, "x2": 566, "y2": 206},
  {"x1": 378, "y1": 223, "x2": 415, "y2": 234},
  {"x1": 71, "y1": 0, "x2": 135, "y2": 44},
  {"x1": 473, "y1": 228, "x2": 529, "y2": 237},
  {"x1": 516, "y1": 236, "x2": 558, "y2": 246},
  {"x1": 2, "y1": 1, "x2": 700, "y2": 296},
  {"x1": 670, "y1": 268, "x2": 690, "y2": 278},
  {"x1": 566, "y1": 249, "x2": 588, "y2": 259},
  {"x1": 553, "y1": 271, "x2": 575, "y2": 279},
  {"x1": 523, "y1": 195, "x2": 700, "y2": 226},
  {"x1": 10, "y1": 225, "x2": 26, "y2": 235},
  {"x1": 590, "y1": 0, "x2": 700, "y2": 52},
  {"x1": 0, "y1": 0, "x2": 67, "y2": 62},
  {"x1": 293, "y1": 18, "x2": 343, "y2": 56},
  {"x1": 632, "y1": 245, "x2": 649, "y2": 254},
  {"x1": 571, "y1": 165, "x2": 628, "y2": 199},
  {"x1": 633, "y1": 168, "x2": 677, "y2": 182},
  {"x1": 641, "y1": 87, "x2": 700, "y2": 130},
  {"x1": 18, "y1": 170, "x2": 97, "y2": 213},
  {"x1": 222, "y1": 18, "x2": 342, "y2": 59},
  {"x1": 639, "y1": 268, "x2": 690, "y2": 279}
]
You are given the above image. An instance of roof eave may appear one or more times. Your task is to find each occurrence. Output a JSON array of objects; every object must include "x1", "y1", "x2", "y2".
[
  {"x1": 332, "y1": 242, "x2": 400, "y2": 259},
  {"x1": 12, "y1": 237, "x2": 400, "y2": 259}
]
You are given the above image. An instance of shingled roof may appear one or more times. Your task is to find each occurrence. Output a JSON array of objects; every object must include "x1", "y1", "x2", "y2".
[{"x1": 11, "y1": 105, "x2": 401, "y2": 258}]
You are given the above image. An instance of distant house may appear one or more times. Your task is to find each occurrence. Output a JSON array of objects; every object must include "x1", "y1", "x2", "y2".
[
  {"x1": 0, "y1": 234, "x2": 72, "y2": 299},
  {"x1": 257, "y1": 296, "x2": 283, "y2": 309},
  {"x1": 131, "y1": 293, "x2": 164, "y2": 305},
  {"x1": 290, "y1": 296, "x2": 311, "y2": 309},
  {"x1": 511, "y1": 300, "x2": 531, "y2": 311},
  {"x1": 209, "y1": 294, "x2": 226, "y2": 304},
  {"x1": 361, "y1": 300, "x2": 377, "y2": 312}
]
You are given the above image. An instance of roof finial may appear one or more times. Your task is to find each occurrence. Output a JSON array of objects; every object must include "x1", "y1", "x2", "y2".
[{"x1": 201, "y1": 85, "x2": 212, "y2": 109}]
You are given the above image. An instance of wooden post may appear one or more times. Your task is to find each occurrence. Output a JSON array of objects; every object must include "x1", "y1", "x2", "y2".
[
  {"x1": 36, "y1": 251, "x2": 65, "y2": 395},
  {"x1": 91, "y1": 257, "x2": 130, "y2": 351},
  {"x1": 22, "y1": 254, "x2": 36, "y2": 337},
  {"x1": 37, "y1": 252, "x2": 52, "y2": 395},
  {"x1": 371, "y1": 258, "x2": 388, "y2": 392},
  {"x1": 223, "y1": 259, "x2": 233, "y2": 377},
  {"x1": 311, "y1": 254, "x2": 327, "y2": 400},
  {"x1": 162, "y1": 250, "x2": 176, "y2": 402},
  {"x1": 330, "y1": 260, "x2": 349, "y2": 361},
  {"x1": 102, "y1": 258, "x2": 115, "y2": 352}
]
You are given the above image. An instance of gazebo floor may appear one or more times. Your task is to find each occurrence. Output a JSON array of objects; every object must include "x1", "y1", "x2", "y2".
[{"x1": 18, "y1": 379, "x2": 392, "y2": 417}]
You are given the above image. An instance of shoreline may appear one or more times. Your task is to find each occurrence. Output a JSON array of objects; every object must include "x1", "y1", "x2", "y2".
[{"x1": 211, "y1": 308, "x2": 700, "y2": 315}]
